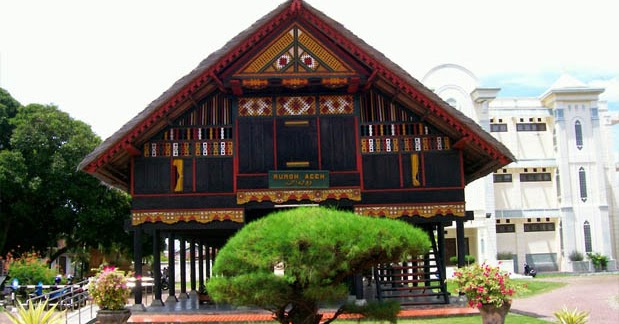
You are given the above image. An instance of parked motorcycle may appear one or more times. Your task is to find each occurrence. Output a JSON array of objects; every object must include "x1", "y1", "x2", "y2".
[
  {"x1": 524, "y1": 263, "x2": 537, "y2": 277},
  {"x1": 160, "y1": 268, "x2": 169, "y2": 290}
]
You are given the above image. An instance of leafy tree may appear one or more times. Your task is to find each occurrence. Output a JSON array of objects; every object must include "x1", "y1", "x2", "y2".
[
  {"x1": 207, "y1": 207, "x2": 432, "y2": 324},
  {"x1": 0, "y1": 88, "x2": 21, "y2": 150},
  {"x1": 0, "y1": 89, "x2": 133, "y2": 263}
]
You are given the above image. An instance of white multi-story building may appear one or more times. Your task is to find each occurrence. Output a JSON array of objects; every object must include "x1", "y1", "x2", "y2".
[{"x1": 422, "y1": 64, "x2": 618, "y2": 272}]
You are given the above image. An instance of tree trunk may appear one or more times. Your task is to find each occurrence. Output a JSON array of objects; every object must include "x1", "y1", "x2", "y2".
[{"x1": 287, "y1": 300, "x2": 322, "y2": 324}]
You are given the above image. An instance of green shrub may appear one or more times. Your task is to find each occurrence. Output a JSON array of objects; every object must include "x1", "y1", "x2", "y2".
[
  {"x1": 6, "y1": 252, "x2": 57, "y2": 285},
  {"x1": 568, "y1": 251, "x2": 584, "y2": 262},
  {"x1": 554, "y1": 306, "x2": 589, "y2": 324},
  {"x1": 496, "y1": 251, "x2": 514, "y2": 260},
  {"x1": 449, "y1": 255, "x2": 475, "y2": 265}
]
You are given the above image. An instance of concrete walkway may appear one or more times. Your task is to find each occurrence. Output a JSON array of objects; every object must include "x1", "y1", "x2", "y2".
[{"x1": 511, "y1": 273, "x2": 619, "y2": 323}]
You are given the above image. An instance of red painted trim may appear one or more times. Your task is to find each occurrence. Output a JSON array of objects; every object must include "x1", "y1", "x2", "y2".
[
  {"x1": 398, "y1": 153, "x2": 403, "y2": 188},
  {"x1": 133, "y1": 192, "x2": 236, "y2": 198},
  {"x1": 362, "y1": 186, "x2": 463, "y2": 193},
  {"x1": 459, "y1": 150, "x2": 465, "y2": 188},
  {"x1": 230, "y1": 79, "x2": 242, "y2": 96},
  {"x1": 331, "y1": 171, "x2": 360, "y2": 175},
  {"x1": 273, "y1": 118, "x2": 278, "y2": 170},
  {"x1": 130, "y1": 157, "x2": 135, "y2": 196},
  {"x1": 355, "y1": 201, "x2": 465, "y2": 207},
  {"x1": 234, "y1": 119, "x2": 239, "y2": 193},
  {"x1": 132, "y1": 207, "x2": 244, "y2": 213},
  {"x1": 347, "y1": 77, "x2": 360, "y2": 94},
  {"x1": 363, "y1": 70, "x2": 378, "y2": 91},
  {"x1": 316, "y1": 116, "x2": 322, "y2": 170},
  {"x1": 452, "y1": 137, "x2": 471, "y2": 150},
  {"x1": 123, "y1": 143, "x2": 141, "y2": 157},
  {"x1": 192, "y1": 158, "x2": 197, "y2": 192},
  {"x1": 237, "y1": 171, "x2": 360, "y2": 176},
  {"x1": 170, "y1": 159, "x2": 175, "y2": 193},
  {"x1": 354, "y1": 116, "x2": 363, "y2": 190},
  {"x1": 239, "y1": 186, "x2": 359, "y2": 192},
  {"x1": 421, "y1": 152, "x2": 427, "y2": 187}
]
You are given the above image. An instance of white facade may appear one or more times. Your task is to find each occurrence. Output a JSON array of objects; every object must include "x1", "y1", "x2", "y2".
[{"x1": 422, "y1": 64, "x2": 618, "y2": 272}]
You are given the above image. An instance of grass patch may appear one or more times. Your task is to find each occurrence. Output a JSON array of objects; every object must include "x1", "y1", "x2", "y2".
[
  {"x1": 512, "y1": 279, "x2": 566, "y2": 298},
  {"x1": 534, "y1": 272, "x2": 573, "y2": 279}
]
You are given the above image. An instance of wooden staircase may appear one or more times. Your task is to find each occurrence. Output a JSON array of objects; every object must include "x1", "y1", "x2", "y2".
[{"x1": 373, "y1": 230, "x2": 449, "y2": 305}]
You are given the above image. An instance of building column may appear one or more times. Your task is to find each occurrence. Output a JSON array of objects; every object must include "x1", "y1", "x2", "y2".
[
  {"x1": 179, "y1": 237, "x2": 188, "y2": 299},
  {"x1": 151, "y1": 229, "x2": 164, "y2": 306},
  {"x1": 206, "y1": 247, "x2": 212, "y2": 279},
  {"x1": 166, "y1": 232, "x2": 177, "y2": 303},
  {"x1": 198, "y1": 242, "x2": 204, "y2": 291},
  {"x1": 353, "y1": 273, "x2": 365, "y2": 305},
  {"x1": 189, "y1": 239, "x2": 197, "y2": 295},
  {"x1": 456, "y1": 220, "x2": 466, "y2": 268},
  {"x1": 131, "y1": 227, "x2": 146, "y2": 311}
]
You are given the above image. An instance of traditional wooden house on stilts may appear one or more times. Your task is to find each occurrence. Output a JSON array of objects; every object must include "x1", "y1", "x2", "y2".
[{"x1": 79, "y1": 0, "x2": 513, "y2": 308}]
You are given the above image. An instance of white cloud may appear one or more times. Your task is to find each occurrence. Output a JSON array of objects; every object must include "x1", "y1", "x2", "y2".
[{"x1": 589, "y1": 78, "x2": 619, "y2": 106}]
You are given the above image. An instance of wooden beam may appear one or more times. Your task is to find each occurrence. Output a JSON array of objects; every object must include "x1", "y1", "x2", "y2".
[
  {"x1": 123, "y1": 143, "x2": 142, "y2": 157},
  {"x1": 347, "y1": 77, "x2": 360, "y2": 93},
  {"x1": 452, "y1": 136, "x2": 471, "y2": 150},
  {"x1": 230, "y1": 79, "x2": 243, "y2": 96}
]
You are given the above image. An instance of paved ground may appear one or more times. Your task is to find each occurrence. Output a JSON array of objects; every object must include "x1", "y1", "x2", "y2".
[
  {"x1": 511, "y1": 273, "x2": 619, "y2": 323},
  {"x1": 1, "y1": 273, "x2": 617, "y2": 323}
]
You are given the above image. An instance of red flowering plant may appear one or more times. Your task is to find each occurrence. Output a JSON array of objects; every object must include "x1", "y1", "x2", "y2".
[
  {"x1": 88, "y1": 266, "x2": 131, "y2": 310},
  {"x1": 448, "y1": 262, "x2": 525, "y2": 308}
]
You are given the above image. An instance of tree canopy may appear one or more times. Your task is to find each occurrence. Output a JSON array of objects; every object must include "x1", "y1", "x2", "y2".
[
  {"x1": 0, "y1": 88, "x2": 132, "y2": 261},
  {"x1": 207, "y1": 207, "x2": 432, "y2": 324}
]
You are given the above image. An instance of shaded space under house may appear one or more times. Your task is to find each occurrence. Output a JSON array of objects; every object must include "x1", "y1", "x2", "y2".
[{"x1": 79, "y1": 0, "x2": 514, "y2": 310}]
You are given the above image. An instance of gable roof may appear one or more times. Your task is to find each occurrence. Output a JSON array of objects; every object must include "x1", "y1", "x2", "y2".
[{"x1": 78, "y1": 0, "x2": 514, "y2": 190}]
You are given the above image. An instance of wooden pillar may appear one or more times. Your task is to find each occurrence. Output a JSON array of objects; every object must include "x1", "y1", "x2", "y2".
[
  {"x1": 132, "y1": 228, "x2": 143, "y2": 306},
  {"x1": 456, "y1": 220, "x2": 466, "y2": 268},
  {"x1": 152, "y1": 229, "x2": 164, "y2": 306},
  {"x1": 179, "y1": 237, "x2": 187, "y2": 299},
  {"x1": 166, "y1": 232, "x2": 177, "y2": 302},
  {"x1": 206, "y1": 247, "x2": 212, "y2": 279},
  {"x1": 354, "y1": 273, "x2": 364, "y2": 301},
  {"x1": 189, "y1": 239, "x2": 196, "y2": 293},
  {"x1": 198, "y1": 243, "x2": 204, "y2": 290},
  {"x1": 437, "y1": 223, "x2": 446, "y2": 280},
  {"x1": 437, "y1": 222, "x2": 450, "y2": 303}
]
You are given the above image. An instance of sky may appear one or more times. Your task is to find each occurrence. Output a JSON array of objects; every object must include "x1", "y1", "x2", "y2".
[{"x1": 1, "y1": 0, "x2": 618, "y2": 147}]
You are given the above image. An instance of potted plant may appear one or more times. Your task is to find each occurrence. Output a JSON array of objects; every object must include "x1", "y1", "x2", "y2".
[
  {"x1": 587, "y1": 252, "x2": 608, "y2": 272},
  {"x1": 554, "y1": 306, "x2": 589, "y2": 324},
  {"x1": 449, "y1": 262, "x2": 525, "y2": 324},
  {"x1": 89, "y1": 266, "x2": 132, "y2": 324}
]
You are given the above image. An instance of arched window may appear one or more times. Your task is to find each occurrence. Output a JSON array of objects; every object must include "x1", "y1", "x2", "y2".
[
  {"x1": 575, "y1": 121, "x2": 583, "y2": 150},
  {"x1": 578, "y1": 167, "x2": 587, "y2": 202},
  {"x1": 583, "y1": 221, "x2": 592, "y2": 253}
]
